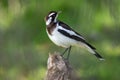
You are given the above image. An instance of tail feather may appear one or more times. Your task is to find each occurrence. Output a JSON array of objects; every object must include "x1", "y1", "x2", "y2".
[
  {"x1": 84, "y1": 42, "x2": 104, "y2": 61},
  {"x1": 94, "y1": 51, "x2": 104, "y2": 60}
]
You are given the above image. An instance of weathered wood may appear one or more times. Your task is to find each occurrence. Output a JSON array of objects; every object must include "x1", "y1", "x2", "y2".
[{"x1": 45, "y1": 52, "x2": 80, "y2": 80}]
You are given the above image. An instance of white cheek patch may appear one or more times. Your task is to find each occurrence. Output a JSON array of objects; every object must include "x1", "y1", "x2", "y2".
[{"x1": 46, "y1": 17, "x2": 52, "y2": 25}]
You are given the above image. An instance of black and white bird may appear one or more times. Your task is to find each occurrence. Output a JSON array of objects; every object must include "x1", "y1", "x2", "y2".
[{"x1": 44, "y1": 11, "x2": 104, "y2": 60}]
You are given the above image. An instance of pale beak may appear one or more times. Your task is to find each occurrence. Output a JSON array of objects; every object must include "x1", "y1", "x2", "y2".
[{"x1": 57, "y1": 11, "x2": 62, "y2": 14}]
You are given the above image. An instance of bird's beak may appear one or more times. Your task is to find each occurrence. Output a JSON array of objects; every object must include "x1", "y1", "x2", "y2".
[{"x1": 57, "y1": 11, "x2": 62, "y2": 14}]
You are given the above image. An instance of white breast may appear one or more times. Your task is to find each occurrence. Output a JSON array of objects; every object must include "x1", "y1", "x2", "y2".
[{"x1": 46, "y1": 25, "x2": 79, "y2": 48}]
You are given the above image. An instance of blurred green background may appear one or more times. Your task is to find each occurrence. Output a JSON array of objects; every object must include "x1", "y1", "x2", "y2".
[{"x1": 0, "y1": 0, "x2": 120, "y2": 80}]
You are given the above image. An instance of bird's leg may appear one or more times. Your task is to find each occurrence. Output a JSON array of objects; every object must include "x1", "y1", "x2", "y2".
[
  {"x1": 67, "y1": 46, "x2": 72, "y2": 60},
  {"x1": 61, "y1": 48, "x2": 69, "y2": 56}
]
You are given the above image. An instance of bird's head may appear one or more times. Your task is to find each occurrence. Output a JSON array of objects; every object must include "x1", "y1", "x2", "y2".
[{"x1": 44, "y1": 11, "x2": 61, "y2": 25}]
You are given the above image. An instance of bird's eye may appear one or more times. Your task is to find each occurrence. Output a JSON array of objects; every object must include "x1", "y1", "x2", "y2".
[{"x1": 52, "y1": 14, "x2": 56, "y2": 17}]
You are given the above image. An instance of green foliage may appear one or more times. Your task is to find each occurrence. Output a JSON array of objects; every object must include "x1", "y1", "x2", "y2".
[{"x1": 0, "y1": 0, "x2": 120, "y2": 80}]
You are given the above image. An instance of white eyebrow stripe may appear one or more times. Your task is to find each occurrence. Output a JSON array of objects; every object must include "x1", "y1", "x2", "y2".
[{"x1": 49, "y1": 13, "x2": 55, "y2": 17}]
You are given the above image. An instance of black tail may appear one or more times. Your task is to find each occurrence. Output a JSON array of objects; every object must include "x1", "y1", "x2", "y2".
[
  {"x1": 94, "y1": 51, "x2": 104, "y2": 60},
  {"x1": 84, "y1": 42, "x2": 104, "y2": 60}
]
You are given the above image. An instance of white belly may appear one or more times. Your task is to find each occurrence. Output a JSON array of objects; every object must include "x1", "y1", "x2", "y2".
[{"x1": 47, "y1": 28, "x2": 78, "y2": 48}]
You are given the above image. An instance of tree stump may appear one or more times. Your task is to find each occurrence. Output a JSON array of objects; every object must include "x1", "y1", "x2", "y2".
[{"x1": 45, "y1": 52, "x2": 80, "y2": 80}]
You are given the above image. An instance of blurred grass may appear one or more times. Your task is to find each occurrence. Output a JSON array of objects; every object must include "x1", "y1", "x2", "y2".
[{"x1": 0, "y1": 0, "x2": 120, "y2": 80}]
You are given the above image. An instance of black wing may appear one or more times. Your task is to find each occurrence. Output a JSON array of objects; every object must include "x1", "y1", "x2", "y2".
[{"x1": 58, "y1": 21, "x2": 96, "y2": 50}]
